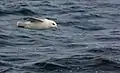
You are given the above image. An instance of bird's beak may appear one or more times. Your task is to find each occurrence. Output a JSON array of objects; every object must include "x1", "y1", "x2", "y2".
[
  {"x1": 55, "y1": 25, "x2": 57, "y2": 28},
  {"x1": 54, "y1": 25, "x2": 57, "y2": 29}
]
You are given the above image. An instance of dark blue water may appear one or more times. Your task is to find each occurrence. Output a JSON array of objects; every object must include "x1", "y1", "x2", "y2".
[{"x1": 0, "y1": 0, "x2": 120, "y2": 73}]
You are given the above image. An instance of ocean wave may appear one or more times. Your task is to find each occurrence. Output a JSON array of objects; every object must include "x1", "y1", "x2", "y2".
[
  {"x1": 97, "y1": 3, "x2": 120, "y2": 8},
  {"x1": 52, "y1": 55, "x2": 120, "y2": 71},
  {"x1": 0, "y1": 67, "x2": 12, "y2": 73},
  {"x1": 95, "y1": 36, "x2": 120, "y2": 41},
  {"x1": 3, "y1": 54, "x2": 120, "y2": 72},
  {"x1": 87, "y1": 48, "x2": 104, "y2": 53},
  {"x1": 21, "y1": 61, "x2": 70, "y2": 71},
  {"x1": 75, "y1": 25, "x2": 105, "y2": 31},
  {"x1": 71, "y1": 14, "x2": 104, "y2": 20},
  {"x1": 34, "y1": 62, "x2": 70, "y2": 70},
  {"x1": 85, "y1": 56, "x2": 120, "y2": 71},
  {"x1": 0, "y1": 61, "x2": 13, "y2": 67},
  {"x1": 0, "y1": 33, "x2": 14, "y2": 39},
  {"x1": 0, "y1": 8, "x2": 37, "y2": 16},
  {"x1": 0, "y1": 33, "x2": 14, "y2": 47},
  {"x1": 4, "y1": 58, "x2": 28, "y2": 61},
  {"x1": 0, "y1": 40, "x2": 14, "y2": 47}
]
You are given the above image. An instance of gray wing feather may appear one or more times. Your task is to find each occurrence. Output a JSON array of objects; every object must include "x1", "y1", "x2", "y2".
[{"x1": 23, "y1": 17, "x2": 43, "y2": 22}]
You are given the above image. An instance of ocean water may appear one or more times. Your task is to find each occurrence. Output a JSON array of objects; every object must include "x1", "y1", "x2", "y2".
[{"x1": 0, "y1": 0, "x2": 120, "y2": 73}]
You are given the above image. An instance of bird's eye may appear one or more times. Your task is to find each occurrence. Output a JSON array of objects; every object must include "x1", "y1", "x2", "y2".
[{"x1": 52, "y1": 23, "x2": 55, "y2": 25}]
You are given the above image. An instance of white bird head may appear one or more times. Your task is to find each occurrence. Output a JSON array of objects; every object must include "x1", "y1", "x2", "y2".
[
  {"x1": 44, "y1": 19, "x2": 57, "y2": 28},
  {"x1": 47, "y1": 19, "x2": 57, "y2": 28}
]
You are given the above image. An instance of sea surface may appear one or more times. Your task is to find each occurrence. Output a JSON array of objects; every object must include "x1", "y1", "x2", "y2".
[{"x1": 0, "y1": 0, "x2": 120, "y2": 73}]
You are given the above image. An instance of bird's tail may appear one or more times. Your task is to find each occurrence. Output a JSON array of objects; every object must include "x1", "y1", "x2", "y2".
[{"x1": 17, "y1": 21, "x2": 25, "y2": 28}]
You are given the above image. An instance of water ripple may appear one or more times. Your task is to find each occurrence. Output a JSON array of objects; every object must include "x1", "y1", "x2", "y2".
[
  {"x1": 0, "y1": 0, "x2": 120, "y2": 73},
  {"x1": 0, "y1": 8, "x2": 37, "y2": 16}
]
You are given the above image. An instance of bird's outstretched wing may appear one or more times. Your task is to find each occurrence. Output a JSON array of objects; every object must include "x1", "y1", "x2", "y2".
[{"x1": 23, "y1": 17, "x2": 44, "y2": 22}]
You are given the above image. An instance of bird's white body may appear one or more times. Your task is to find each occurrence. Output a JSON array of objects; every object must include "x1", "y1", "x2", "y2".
[{"x1": 17, "y1": 17, "x2": 57, "y2": 29}]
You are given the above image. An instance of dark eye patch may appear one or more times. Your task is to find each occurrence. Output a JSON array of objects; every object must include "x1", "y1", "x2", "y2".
[{"x1": 52, "y1": 23, "x2": 55, "y2": 25}]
